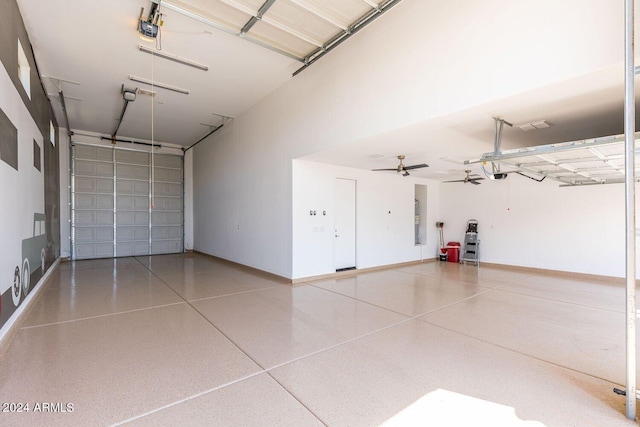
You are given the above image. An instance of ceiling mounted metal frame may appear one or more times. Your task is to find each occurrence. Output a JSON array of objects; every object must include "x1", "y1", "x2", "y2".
[
  {"x1": 293, "y1": 0, "x2": 404, "y2": 76},
  {"x1": 240, "y1": 0, "x2": 278, "y2": 34},
  {"x1": 465, "y1": 133, "x2": 640, "y2": 187},
  {"x1": 152, "y1": 0, "x2": 405, "y2": 75},
  {"x1": 152, "y1": 0, "x2": 304, "y2": 62}
]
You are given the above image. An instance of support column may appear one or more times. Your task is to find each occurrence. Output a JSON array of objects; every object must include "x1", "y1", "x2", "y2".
[{"x1": 624, "y1": 0, "x2": 636, "y2": 419}]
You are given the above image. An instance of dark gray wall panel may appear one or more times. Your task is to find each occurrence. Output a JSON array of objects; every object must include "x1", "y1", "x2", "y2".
[{"x1": 0, "y1": 107, "x2": 18, "y2": 170}]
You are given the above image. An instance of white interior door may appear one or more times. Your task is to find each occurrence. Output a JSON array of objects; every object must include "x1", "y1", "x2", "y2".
[{"x1": 334, "y1": 178, "x2": 356, "y2": 270}]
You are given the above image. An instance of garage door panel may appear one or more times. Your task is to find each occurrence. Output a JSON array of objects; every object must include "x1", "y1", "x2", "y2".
[
  {"x1": 152, "y1": 211, "x2": 182, "y2": 225},
  {"x1": 75, "y1": 194, "x2": 114, "y2": 210},
  {"x1": 75, "y1": 227, "x2": 114, "y2": 242},
  {"x1": 151, "y1": 226, "x2": 182, "y2": 240},
  {"x1": 75, "y1": 160, "x2": 114, "y2": 177},
  {"x1": 75, "y1": 211, "x2": 114, "y2": 227},
  {"x1": 154, "y1": 167, "x2": 182, "y2": 182},
  {"x1": 151, "y1": 197, "x2": 182, "y2": 211},
  {"x1": 151, "y1": 240, "x2": 182, "y2": 255},
  {"x1": 154, "y1": 155, "x2": 182, "y2": 168},
  {"x1": 72, "y1": 144, "x2": 182, "y2": 260},
  {"x1": 117, "y1": 241, "x2": 150, "y2": 257},
  {"x1": 75, "y1": 243, "x2": 113, "y2": 259},
  {"x1": 117, "y1": 211, "x2": 149, "y2": 226},
  {"x1": 116, "y1": 150, "x2": 149, "y2": 165},
  {"x1": 117, "y1": 180, "x2": 149, "y2": 195},
  {"x1": 75, "y1": 177, "x2": 113, "y2": 193},
  {"x1": 117, "y1": 195, "x2": 149, "y2": 210},
  {"x1": 75, "y1": 145, "x2": 113, "y2": 162},
  {"x1": 117, "y1": 226, "x2": 149, "y2": 242},
  {"x1": 154, "y1": 182, "x2": 182, "y2": 197},
  {"x1": 117, "y1": 164, "x2": 150, "y2": 180}
]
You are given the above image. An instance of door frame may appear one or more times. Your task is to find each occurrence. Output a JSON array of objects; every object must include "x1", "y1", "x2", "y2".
[{"x1": 334, "y1": 178, "x2": 356, "y2": 271}]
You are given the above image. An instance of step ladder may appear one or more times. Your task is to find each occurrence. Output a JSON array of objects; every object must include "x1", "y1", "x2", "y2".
[{"x1": 460, "y1": 219, "x2": 480, "y2": 267}]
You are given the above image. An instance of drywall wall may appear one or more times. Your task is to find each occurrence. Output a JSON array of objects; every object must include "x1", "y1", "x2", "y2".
[
  {"x1": 0, "y1": 0, "x2": 60, "y2": 337},
  {"x1": 292, "y1": 160, "x2": 440, "y2": 279},
  {"x1": 192, "y1": 117, "x2": 294, "y2": 277},
  {"x1": 438, "y1": 174, "x2": 633, "y2": 278},
  {"x1": 192, "y1": 0, "x2": 627, "y2": 279}
]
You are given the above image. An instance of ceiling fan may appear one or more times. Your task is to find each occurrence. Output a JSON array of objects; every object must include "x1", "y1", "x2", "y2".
[
  {"x1": 443, "y1": 170, "x2": 484, "y2": 185},
  {"x1": 372, "y1": 155, "x2": 428, "y2": 177}
]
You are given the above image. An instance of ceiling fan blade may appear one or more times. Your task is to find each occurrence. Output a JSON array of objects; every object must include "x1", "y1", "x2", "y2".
[
  {"x1": 443, "y1": 179, "x2": 466, "y2": 183},
  {"x1": 403, "y1": 163, "x2": 429, "y2": 170},
  {"x1": 402, "y1": 170, "x2": 410, "y2": 177},
  {"x1": 470, "y1": 180, "x2": 482, "y2": 185},
  {"x1": 371, "y1": 168, "x2": 399, "y2": 171}
]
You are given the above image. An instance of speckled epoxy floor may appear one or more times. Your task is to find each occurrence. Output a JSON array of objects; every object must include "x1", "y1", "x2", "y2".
[{"x1": 0, "y1": 253, "x2": 636, "y2": 426}]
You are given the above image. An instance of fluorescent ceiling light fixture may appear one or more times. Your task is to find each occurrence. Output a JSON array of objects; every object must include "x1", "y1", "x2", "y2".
[
  {"x1": 129, "y1": 75, "x2": 189, "y2": 95},
  {"x1": 137, "y1": 45, "x2": 208, "y2": 71}
]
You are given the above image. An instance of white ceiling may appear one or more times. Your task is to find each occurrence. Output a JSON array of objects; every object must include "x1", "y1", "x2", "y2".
[
  {"x1": 17, "y1": 0, "x2": 303, "y2": 146},
  {"x1": 15, "y1": 0, "x2": 640, "y2": 181},
  {"x1": 16, "y1": 0, "x2": 399, "y2": 149},
  {"x1": 300, "y1": 64, "x2": 640, "y2": 180}
]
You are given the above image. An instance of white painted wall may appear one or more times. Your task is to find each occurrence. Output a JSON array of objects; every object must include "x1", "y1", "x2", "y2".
[
  {"x1": 192, "y1": 118, "x2": 294, "y2": 277},
  {"x1": 292, "y1": 160, "x2": 440, "y2": 279},
  {"x1": 439, "y1": 175, "x2": 634, "y2": 278},
  {"x1": 192, "y1": 0, "x2": 627, "y2": 279}
]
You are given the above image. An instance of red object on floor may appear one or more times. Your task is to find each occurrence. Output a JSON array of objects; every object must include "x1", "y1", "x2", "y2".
[{"x1": 446, "y1": 242, "x2": 461, "y2": 263}]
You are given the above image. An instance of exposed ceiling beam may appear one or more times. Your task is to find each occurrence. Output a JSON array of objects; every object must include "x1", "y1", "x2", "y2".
[
  {"x1": 154, "y1": 0, "x2": 303, "y2": 62},
  {"x1": 221, "y1": 0, "x2": 323, "y2": 47},
  {"x1": 241, "y1": 0, "x2": 278, "y2": 34},
  {"x1": 293, "y1": 0, "x2": 404, "y2": 76}
]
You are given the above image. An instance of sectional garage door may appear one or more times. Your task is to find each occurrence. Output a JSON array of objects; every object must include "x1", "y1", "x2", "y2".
[{"x1": 71, "y1": 143, "x2": 183, "y2": 260}]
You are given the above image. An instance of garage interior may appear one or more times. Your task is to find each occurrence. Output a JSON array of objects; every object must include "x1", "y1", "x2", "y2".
[{"x1": 2, "y1": 0, "x2": 640, "y2": 425}]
